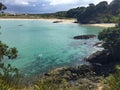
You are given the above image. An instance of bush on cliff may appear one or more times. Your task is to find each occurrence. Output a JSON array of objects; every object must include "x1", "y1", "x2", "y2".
[
  {"x1": 0, "y1": 41, "x2": 21, "y2": 89},
  {"x1": 98, "y1": 27, "x2": 120, "y2": 60},
  {"x1": 102, "y1": 65, "x2": 120, "y2": 90}
]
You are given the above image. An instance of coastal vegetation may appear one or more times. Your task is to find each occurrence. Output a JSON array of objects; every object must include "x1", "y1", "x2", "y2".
[
  {"x1": 0, "y1": 28, "x2": 20, "y2": 90},
  {"x1": 0, "y1": 4, "x2": 20, "y2": 89},
  {"x1": 0, "y1": 2, "x2": 7, "y2": 13},
  {"x1": 104, "y1": 65, "x2": 120, "y2": 90},
  {"x1": 98, "y1": 27, "x2": 120, "y2": 60},
  {"x1": 66, "y1": 0, "x2": 120, "y2": 24},
  {"x1": 0, "y1": 41, "x2": 20, "y2": 90}
]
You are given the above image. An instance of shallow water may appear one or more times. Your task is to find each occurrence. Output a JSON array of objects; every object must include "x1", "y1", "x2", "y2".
[{"x1": 0, "y1": 20, "x2": 103, "y2": 76}]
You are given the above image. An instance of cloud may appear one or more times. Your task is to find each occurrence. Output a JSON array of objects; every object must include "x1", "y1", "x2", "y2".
[
  {"x1": 47, "y1": 0, "x2": 79, "y2": 5},
  {"x1": 17, "y1": 1, "x2": 29, "y2": 5},
  {"x1": 46, "y1": 0, "x2": 112, "y2": 6},
  {"x1": 0, "y1": 0, "x2": 113, "y2": 13},
  {"x1": 0, "y1": 0, "x2": 113, "y2": 6},
  {"x1": 2, "y1": 0, "x2": 38, "y2": 6},
  {"x1": 2, "y1": 0, "x2": 112, "y2": 6},
  {"x1": 84, "y1": 0, "x2": 112, "y2": 4}
]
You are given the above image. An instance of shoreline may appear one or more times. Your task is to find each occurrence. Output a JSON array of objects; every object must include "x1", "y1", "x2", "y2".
[
  {"x1": 0, "y1": 18, "x2": 116, "y2": 27},
  {"x1": 0, "y1": 18, "x2": 77, "y2": 24},
  {"x1": 81, "y1": 23, "x2": 116, "y2": 28}
]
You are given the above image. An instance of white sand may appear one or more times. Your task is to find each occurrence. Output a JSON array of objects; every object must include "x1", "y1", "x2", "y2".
[
  {"x1": 81, "y1": 23, "x2": 116, "y2": 28},
  {"x1": 40, "y1": 18, "x2": 77, "y2": 24}
]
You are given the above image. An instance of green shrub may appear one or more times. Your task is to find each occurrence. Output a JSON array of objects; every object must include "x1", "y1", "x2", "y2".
[
  {"x1": 34, "y1": 78, "x2": 77, "y2": 90},
  {"x1": 106, "y1": 66, "x2": 120, "y2": 90},
  {"x1": 0, "y1": 63, "x2": 21, "y2": 90}
]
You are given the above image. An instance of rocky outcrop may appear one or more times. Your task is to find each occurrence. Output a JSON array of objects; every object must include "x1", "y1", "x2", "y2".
[
  {"x1": 74, "y1": 35, "x2": 96, "y2": 39},
  {"x1": 42, "y1": 65, "x2": 100, "y2": 89},
  {"x1": 73, "y1": 21, "x2": 78, "y2": 23},
  {"x1": 85, "y1": 50, "x2": 112, "y2": 64},
  {"x1": 37, "y1": 46, "x2": 119, "y2": 90},
  {"x1": 41, "y1": 63, "x2": 116, "y2": 90},
  {"x1": 47, "y1": 65, "x2": 95, "y2": 80}
]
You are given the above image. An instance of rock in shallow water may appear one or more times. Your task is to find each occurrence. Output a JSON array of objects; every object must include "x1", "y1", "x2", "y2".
[{"x1": 73, "y1": 35, "x2": 96, "y2": 39}]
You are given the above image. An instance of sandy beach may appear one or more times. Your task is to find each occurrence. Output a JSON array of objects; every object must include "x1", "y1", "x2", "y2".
[
  {"x1": 0, "y1": 18, "x2": 116, "y2": 27},
  {"x1": 40, "y1": 18, "x2": 77, "y2": 24},
  {"x1": 82, "y1": 23, "x2": 116, "y2": 28},
  {"x1": 0, "y1": 18, "x2": 77, "y2": 24}
]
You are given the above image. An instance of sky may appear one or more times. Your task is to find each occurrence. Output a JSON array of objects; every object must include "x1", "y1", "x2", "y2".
[{"x1": 0, "y1": 0, "x2": 113, "y2": 14}]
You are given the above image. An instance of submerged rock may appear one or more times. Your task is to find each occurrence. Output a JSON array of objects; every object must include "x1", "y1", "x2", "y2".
[
  {"x1": 73, "y1": 35, "x2": 96, "y2": 39},
  {"x1": 18, "y1": 24, "x2": 23, "y2": 26}
]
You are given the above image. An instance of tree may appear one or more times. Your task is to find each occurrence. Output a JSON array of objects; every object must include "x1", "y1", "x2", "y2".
[
  {"x1": 98, "y1": 27, "x2": 120, "y2": 60},
  {"x1": 95, "y1": 1, "x2": 108, "y2": 14},
  {"x1": 8, "y1": 47, "x2": 18, "y2": 59},
  {"x1": 0, "y1": 41, "x2": 8, "y2": 61},
  {"x1": 0, "y1": 63, "x2": 21, "y2": 90},
  {"x1": 0, "y1": 3, "x2": 21, "y2": 89},
  {"x1": 66, "y1": 7, "x2": 86, "y2": 18},
  {"x1": 0, "y1": 2, "x2": 7, "y2": 12},
  {"x1": 75, "y1": 0, "x2": 120, "y2": 24},
  {"x1": 109, "y1": 0, "x2": 120, "y2": 15},
  {"x1": 77, "y1": 3, "x2": 96, "y2": 24},
  {"x1": 0, "y1": 41, "x2": 18, "y2": 61},
  {"x1": 55, "y1": 11, "x2": 67, "y2": 18}
]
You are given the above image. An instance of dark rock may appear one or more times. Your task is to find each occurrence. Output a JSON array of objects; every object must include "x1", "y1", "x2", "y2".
[
  {"x1": 73, "y1": 35, "x2": 96, "y2": 39},
  {"x1": 53, "y1": 21, "x2": 62, "y2": 23},
  {"x1": 44, "y1": 73, "x2": 50, "y2": 76},
  {"x1": 34, "y1": 46, "x2": 120, "y2": 90},
  {"x1": 74, "y1": 21, "x2": 78, "y2": 23},
  {"x1": 94, "y1": 42, "x2": 103, "y2": 47},
  {"x1": 84, "y1": 42, "x2": 87, "y2": 44},
  {"x1": 85, "y1": 50, "x2": 111, "y2": 64},
  {"x1": 37, "y1": 63, "x2": 117, "y2": 89}
]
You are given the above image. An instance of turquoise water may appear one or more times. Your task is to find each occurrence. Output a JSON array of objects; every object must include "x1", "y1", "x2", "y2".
[{"x1": 0, "y1": 20, "x2": 103, "y2": 76}]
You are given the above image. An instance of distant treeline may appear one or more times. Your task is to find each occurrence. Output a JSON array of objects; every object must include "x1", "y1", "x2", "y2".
[{"x1": 28, "y1": 11, "x2": 67, "y2": 19}]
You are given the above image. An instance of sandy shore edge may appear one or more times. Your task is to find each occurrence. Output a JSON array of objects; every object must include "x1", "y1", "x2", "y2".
[
  {"x1": 0, "y1": 18, "x2": 116, "y2": 27},
  {"x1": 0, "y1": 18, "x2": 77, "y2": 24},
  {"x1": 81, "y1": 23, "x2": 116, "y2": 28}
]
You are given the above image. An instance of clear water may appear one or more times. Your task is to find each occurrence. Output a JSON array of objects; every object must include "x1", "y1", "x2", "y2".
[{"x1": 0, "y1": 20, "x2": 103, "y2": 76}]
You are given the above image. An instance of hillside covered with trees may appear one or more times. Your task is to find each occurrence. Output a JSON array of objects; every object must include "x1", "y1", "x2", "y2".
[{"x1": 65, "y1": 0, "x2": 120, "y2": 24}]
